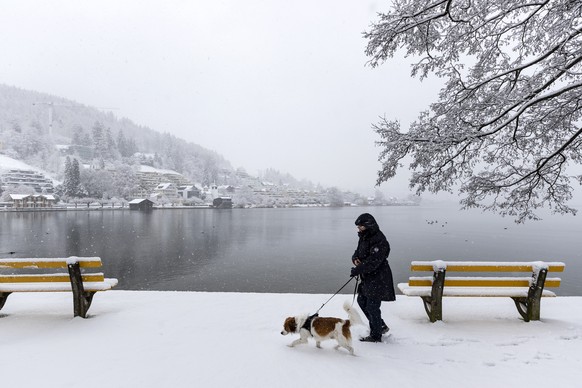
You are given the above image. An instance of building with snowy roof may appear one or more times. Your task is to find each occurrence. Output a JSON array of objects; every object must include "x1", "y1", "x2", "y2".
[
  {"x1": 8, "y1": 194, "x2": 56, "y2": 208},
  {"x1": 133, "y1": 165, "x2": 192, "y2": 198},
  {"x1": 128, "y1": 198, "x2": 154, "y2": 210},
  {"x1": 1, "y1": 169, "x2": 55, "y2": 193}
]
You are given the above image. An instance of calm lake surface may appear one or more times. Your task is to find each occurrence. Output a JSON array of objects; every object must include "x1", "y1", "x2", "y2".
[{"x1": 1, "y1": 205, "x2": 581, "y2": 295}]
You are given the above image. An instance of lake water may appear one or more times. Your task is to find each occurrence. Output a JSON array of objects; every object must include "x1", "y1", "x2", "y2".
[{"x1": 1, "y1": 205, "x2": 581, "y2": 295}]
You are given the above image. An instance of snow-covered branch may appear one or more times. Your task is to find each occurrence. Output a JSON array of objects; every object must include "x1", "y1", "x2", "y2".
[{"x1": 367, "y1": 0, "x2": 582, "y2": 221}]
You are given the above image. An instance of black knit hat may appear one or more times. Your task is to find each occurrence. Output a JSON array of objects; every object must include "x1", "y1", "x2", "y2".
[{"x1": 355, "y1": 213, "x2": 377, "y2": 228}]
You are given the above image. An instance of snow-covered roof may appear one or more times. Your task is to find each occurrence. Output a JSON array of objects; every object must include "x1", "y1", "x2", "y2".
[
  {"x1": 8, "y1": 194, "x2": 57, "y2": 201},
  {"x1": 179, "y1": 185, "x2": 200, "y2": 191},
  {"x1": 138, "y1": 165, "x2": 181, "y2": 175},
  {"x1": 128, "y1": 198, "x2": 151, "y2": 204},
  {"x1": 9, "y1": 194, "x2": 31, "y2": 200},
  {"x1": 155, "y1": 183, "x2": 175, "y2": 190}
]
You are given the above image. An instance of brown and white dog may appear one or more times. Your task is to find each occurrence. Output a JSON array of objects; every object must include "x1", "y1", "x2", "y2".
[{"x1": 281, "y1": 301, "x2": 363, "y2": 355}]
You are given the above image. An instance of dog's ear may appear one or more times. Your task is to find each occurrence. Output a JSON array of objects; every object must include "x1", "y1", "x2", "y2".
[{"x1": 284, "y1": 317, "x2": 297, "y2": 333}]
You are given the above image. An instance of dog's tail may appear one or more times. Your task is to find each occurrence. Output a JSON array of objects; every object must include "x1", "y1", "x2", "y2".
[{"x1": 343, "y1": 300, "x2": 364, "y2": 326}]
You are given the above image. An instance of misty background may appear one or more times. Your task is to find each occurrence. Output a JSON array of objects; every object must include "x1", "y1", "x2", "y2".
[{"x1": 0, "y1": 0, "x2": 445, "y2": 197}]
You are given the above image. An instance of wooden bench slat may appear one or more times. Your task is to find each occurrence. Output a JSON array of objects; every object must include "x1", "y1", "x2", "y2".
[
  {"x1": 0, "y1": 279, "x2": 118, "y2": 292},
  {"x1": 0, "y1": 273, "x2": 106, "y2": 283},
  {"x1": 410, "y1": 261, "x2": 565, "y2": 272},
  {"x1": 398, "y1": 283, "x2": 557, "y2": 298},
  {"x1": 408, "y1": 276, "x2": 562, "y2": 288},
  {"x1": 0, "y1": 257, "x2": 102, "y2": 269}
]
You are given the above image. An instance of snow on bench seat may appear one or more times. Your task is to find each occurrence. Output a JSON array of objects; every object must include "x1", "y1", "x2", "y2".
[
  {"x1": 398, "y1": 284, "x2": 557, "y2": 298},
  {"x1": 410, "y1": 260, "x2": 565, "y2": 272},
  {"x1": 0, "y1": 257, "x2": 103, "y2": 269},
  {"x1": 0, "y1": 273, "x2": 107, "y2": 283},
  {"x1": 0, "y1": 279, "x2": 118, "y2": 292}
]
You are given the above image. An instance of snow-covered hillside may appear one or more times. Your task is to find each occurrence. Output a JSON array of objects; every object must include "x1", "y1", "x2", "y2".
[{"x1": 0, "y1": 153, "x2": 59, "y2": 184}]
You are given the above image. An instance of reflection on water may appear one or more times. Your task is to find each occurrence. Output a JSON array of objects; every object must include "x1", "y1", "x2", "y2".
[{"x1": 1, "y1": 206, "x2": 581, "y2": 295}]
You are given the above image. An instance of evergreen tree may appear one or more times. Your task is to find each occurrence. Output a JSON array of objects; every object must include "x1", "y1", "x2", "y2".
[
  {"x1": 154, "y1": 153, "x2": 162, "y2": 167},
  {"x1": 92, "y1": 121, "x2": 107, "y2": 158},
  {"x1": 117, "y1": 129, "x2": 128, "y2": 157},
  {"x1": 63, "y1": 156, "x2": 82, "y2": 198},
  {"x1": 105, "y1": 128, "x2": 116, "y2": 158},
  {"x1": 117, "y1": 129, "x2": 138, "y2": 158},
  {"x1": 202, "y1": 157, "x2": 218, "y2": 186},
  {"x1": 72, "y1": 125, "x2": 83, "y2": 145},
  {"x1": 81, "y1": 133, "x2": 92, "y2": 146},
  {"x1": 72, "y1": 158, "x2": 81, "y2": 196},
  {"x1": 62, "y1": 156, "x2": 74, "y2": 197},
  {"x1": 126, "y1": 138, "x2": 138, "y2": 156}
]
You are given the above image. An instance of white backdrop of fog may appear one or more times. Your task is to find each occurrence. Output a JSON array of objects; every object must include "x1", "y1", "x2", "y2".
[{"x1": 0, "y1": 1, "x2": 445, "y2": 197}]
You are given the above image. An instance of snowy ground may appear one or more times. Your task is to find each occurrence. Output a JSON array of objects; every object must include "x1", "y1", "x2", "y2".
[{"x1": 1, "y1": 291, "x2": 581, "y2": 388}]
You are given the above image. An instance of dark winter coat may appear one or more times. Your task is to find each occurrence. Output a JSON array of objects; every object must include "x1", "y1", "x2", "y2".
[{"x1": 351, "y1": 213, "x2": 396, "y2": 302}]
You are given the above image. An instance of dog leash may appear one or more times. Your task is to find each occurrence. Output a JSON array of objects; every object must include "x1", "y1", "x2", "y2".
[
  {"x1": 315, "y1": 276, "x2": 357, "y2": 315},
  {"x1": 352, "y1": 275, "x2": 359, "y2": 306}
]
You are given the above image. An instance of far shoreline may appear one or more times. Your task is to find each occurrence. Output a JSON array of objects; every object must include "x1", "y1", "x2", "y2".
[{"x1": 0, "y1": 203, "x2": 420, "y2": 212}]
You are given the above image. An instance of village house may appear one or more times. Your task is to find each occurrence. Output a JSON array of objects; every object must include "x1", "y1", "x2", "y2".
[
  {"x1": 128, "y1": 198, "x2": 154, "y2": 210},
  {"x1": 177, "y1": 184, "x2": 202, "y2": 200},
  {"x1": 8, "y1": 194, "x2": 56, "y2": 208},
  {"x1": 151, "y1": 182, "x2": 179, "y2": 200}
]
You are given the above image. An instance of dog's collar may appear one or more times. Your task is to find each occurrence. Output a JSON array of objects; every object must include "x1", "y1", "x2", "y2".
[{"x1": 301, "y1": 313, "x2": 318, "y2": 333}]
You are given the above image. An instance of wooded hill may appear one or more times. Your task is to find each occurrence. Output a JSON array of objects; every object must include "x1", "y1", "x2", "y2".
[{"x1": 0, "y1": 83, "x2": 315, "y2": 191}]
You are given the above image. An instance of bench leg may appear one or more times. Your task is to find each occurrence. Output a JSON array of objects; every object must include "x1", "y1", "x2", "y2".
[
  {"x1": 74, "y1": 291, "x2": 96, "y2": 318},
  {"x1": 421, "y1": 269, "x2": 446, "y2": 322},
  {"x1": 421, "y1": 296, "x2": 442, "y2": 322},
  {"x1": 511, "y1": 268, "x2": 548, "y2": 322},
  {"x1": 512, "y1": 294, "x2": 542, "y2": 322},
  {"x1": 0, "y1": 292, "x2": 12, "y2": 312},
  {"x1": 68, "y1": 262, "x2": 96, "y2": 318},
  {"x1": 512, "y1": 297, "x2": 531, "y2": 321}
]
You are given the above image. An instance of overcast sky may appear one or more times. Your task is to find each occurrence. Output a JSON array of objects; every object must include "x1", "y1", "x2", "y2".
[{"x1": 0, "y1": 0, "x2": 443, "y2": 196}]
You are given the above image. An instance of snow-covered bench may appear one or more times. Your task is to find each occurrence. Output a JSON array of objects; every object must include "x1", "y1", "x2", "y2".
[
  {"x1": 398, "y1": 260, "x2": 565, "y2": 322},
  {"x1": 0, "y1": 257, "x2": 118, "y2": 318}
]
